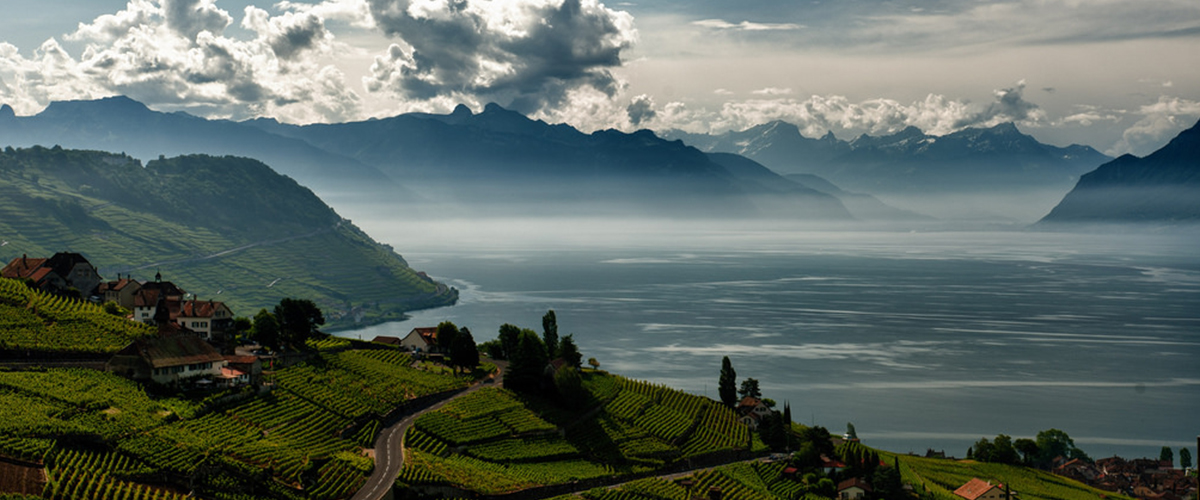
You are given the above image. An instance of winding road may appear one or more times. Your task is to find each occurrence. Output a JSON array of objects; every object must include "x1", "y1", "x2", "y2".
[{"x1": 352, "y1": 360, "x2": 507, "y2": 500}]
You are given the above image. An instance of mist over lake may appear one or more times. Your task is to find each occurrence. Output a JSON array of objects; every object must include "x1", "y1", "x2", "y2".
[{"x1": 339, "y1": 218, "x2": 1200, "y2": 460}]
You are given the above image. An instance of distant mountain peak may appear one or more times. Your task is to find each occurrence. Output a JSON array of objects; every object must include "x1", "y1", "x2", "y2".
[
  {"x1": 451, "y1": 103, "x2": 473, "y2": 117},
  {"x1": 0, "y1": 104, "x2": 13, "y2": 119},
  {"x1": 43, "y1": 95, "x2": 151, "y2": 117}
]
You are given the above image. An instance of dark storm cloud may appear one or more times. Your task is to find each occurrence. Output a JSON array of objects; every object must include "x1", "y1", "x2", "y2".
[
  {"x1": 364, "y1": 0, "x2": 635, "y2": 114},
  {"x1": 626, "y1": 94, "x2": 655, "y2": 126},
  {"x1": 163, "y1": 0, "x2": 233, "y2": 39}
]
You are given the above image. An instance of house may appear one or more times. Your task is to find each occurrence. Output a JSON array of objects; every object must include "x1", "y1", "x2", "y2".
[
  {"x1": 98, "y1": 275, "x2": 142, "y2": 309},
  {"x1": 821, "y1": 455, "x2": 848, "y2": 475},
  {"x1": 372, "y1": 336, "x2": 403, "y2": 346},
  {"x1": 177, "y1": 299, "x2": 234, "y2": 341},
  {"x1": 107, "y1": 333, "x2": 227, "y2": 385},
  {"x1": 736, "y1": 396, "x2": 773, "y2": 430},
  {"x1": 216, "y1": 366, "x2": 250, "y2": 387},
  {"x1": 2, "y1": 252, "x2": 102, "y2": 297},
  {"x1": 954, "y1": 478, "x2": 1008, "y2": 500},
  {"x1": 132, "y1": 276, "x2": 186, "y2": 324},
  {"x1": 838, "y1": 478, "x2": 872, "y2": 500},
  {"x1": 224, "y1": 355, "x2": 263, "y2": 386},
  {"x1": 399, "y1": 327, "x2": 440, "y2": 352}
]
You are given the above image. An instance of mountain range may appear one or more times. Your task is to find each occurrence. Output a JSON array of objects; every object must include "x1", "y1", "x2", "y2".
[
  {"x1": 1039, "y1": 119, "x2": 1200, "y2": 224},
  {"x1": 666, "y1": 121, "x2": 1112, "y2": 220}
]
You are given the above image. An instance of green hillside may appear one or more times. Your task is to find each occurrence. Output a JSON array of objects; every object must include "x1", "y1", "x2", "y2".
[
  {"x1": 0, "y1": 348, "x2": 479, "y2": 500},
  {"x1": 0, "y1": 146, "x2": 455, "y2": 328},
  {"x1": 882, "y1": 451, "x2": 1137, "y2": 500},
  {"x1": 0, "y1": 277, "x2": 153, "y2": 354}
]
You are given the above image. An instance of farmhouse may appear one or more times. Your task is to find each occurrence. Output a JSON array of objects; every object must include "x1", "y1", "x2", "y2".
[
  {"x1": 177, "y1": 299, "x2": 234, "y2": 341},
  {"x1": 838, "y1": 478, "x2": 872, "y2": 500},
  {"x1": 736, "y1": 396, "x2": 773, "y2": 430},
  {"x1": 1, "y1": 252, "x2": 102, "y2": 297},
  {"x1": 98, "y1": 275, "x2": 142, "y2": 309},
  {"x1": 107, "y1": 333, "x2": 227, "y2": 385},
  {"x1": 954, "y1": 478, "x2": 1008, "y2": 500},
  {"x1": 399, "y1": 327, "x2": 440, "y2": 352}
]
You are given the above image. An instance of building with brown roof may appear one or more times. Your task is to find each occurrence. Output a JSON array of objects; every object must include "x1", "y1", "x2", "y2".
[
  {"x1": 954, "y1": 478, "x2": 1008, "y2": 500},
  {"x1": 2, "y1": 252, "x2": 102, "y2": 297},
  {"x1": 838, "y1": 478, "x2": 872, "y2": 500},
  {"x1": 372, "y1": 336, "x2": 403, "y2": 346},
  {"x1": 107, "y1": 333, "x2": 227, "y2": 385},
  {"x1": 178, "y1": 299, "x2": 234, "y2": 341},
  {"x1": 98, "y1": 275, "x2": 142, "y2": 309},
  {"x1": 736, "y1": 396, "x2": 773, "y2": 430},
  {"x1": 400, "y1": 327, "x2": 440, "y2": 352}
]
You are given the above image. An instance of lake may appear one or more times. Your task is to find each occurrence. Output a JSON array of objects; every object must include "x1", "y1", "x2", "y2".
[{"x1": 339, "y1": 220, "x2": 1200, "y2": 460}]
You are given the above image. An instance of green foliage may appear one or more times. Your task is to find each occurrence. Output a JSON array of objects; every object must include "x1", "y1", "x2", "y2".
[
  {"x1": 739, "y1": 378, "x2": 762, "y2": 399},
  {"x1": 0, "y1": 147, "x2": 452, "y2": 329},
  {"x1": 0, "y1": 277, "x2": 153, "y2": 353},
  {"x1": 1161, "y1": 446, "x2": 1174, "y2": 466},
  {"x1": 252, "y1": 308, "x2": 280, "y2": 350},
  {"x1": 1181, "y1": 447, "x2": 1192, "y2": 469},
  {"x1": 450, "y1": 327, "x2": 479, "y2": 372},
  {"x1": 554, "y1": 364, "x2": 585, "y2": 409},
  {"x1": 719, "y1": 356, "x2": 737, "y2": 408},
  {"x1": 275, "y1": 297, "x2": 325, "y2": 347},
  {"x1": 1036, "y1": 429, "x2": 1090, "y2": 464},
  {"x1": 542, "y1": 310, "x2": 559, "y2": 358},
  {"x1": 505, "y1": 328, "x2": 549, "y2": 392},
  {"x1": 559, "y1": 334, "x2": 582, "y2": 369},
  {"x1": 882, "y1": 449, "x2": 1137, "y2": 500}
]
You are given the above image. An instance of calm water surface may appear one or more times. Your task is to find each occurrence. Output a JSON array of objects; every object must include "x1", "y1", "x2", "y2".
[{"x1": 341, "y1": 225, "x2": 1200, "y2": 459}]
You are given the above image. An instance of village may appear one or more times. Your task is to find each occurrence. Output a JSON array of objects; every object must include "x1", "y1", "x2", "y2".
[{"x1": 1, "y1": 251, "x2": 1196, "y2": 500}]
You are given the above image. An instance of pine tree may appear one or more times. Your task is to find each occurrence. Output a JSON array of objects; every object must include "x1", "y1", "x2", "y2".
[{"x1": 542, "y1": 310, "x2": 559, "y2": 358}]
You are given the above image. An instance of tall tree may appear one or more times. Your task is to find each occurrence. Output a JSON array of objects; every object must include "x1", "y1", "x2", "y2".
[
  {"x1": 783, "y1": 402, "x2": 792, "y2": 427},
  {"x1": 739, "y1": 378, "x2": 761, "y2": 399},
  {"x1": 1161, "y1": 446, "x2": 1174, "y2": 466},
  {"x1": 1179, "y1": 447, "x2": 1191, "y2": 469},
  {"x1": 251, "y1": 308, "x2": 280, "y2": 350},
  {"x1": 558, "y1": 334, "x2": 582, "y2": 369},
  {"x1": 450, "y1": 327, "x2": 479, "y2": 373},
  {"x1": 846, "y1": 422, "x2": 859, "y2": 440},
  {"x1": 553, "y1": 363, "x2": 586, "y2": 408},
  {"x1": 542, "y1": 310, "x2": 559, "y2": 358},
  {"x1": 1014, "y1": 438, "x2": 1039, "y2": 465},
  {"x1": 274, "y1": 298, "x2": 324, "y2": 347},
  {"x1": 497, "y1": 323, "x2": 521, "y2": 360},
  {"x1": 719, "y1": 356, "x2": 738, "y2": 408},
  {"x1": 436, "y1": 321, "x2": 460, "y2": 354},
  {"x1": 505, "y1": 329, "x2": 548, "y2": 392},
  {"x1": 1036, "y1": 428, "x2": 1088, "y2": 463},
  {"x1": 992, "y1": 434, "x2": 1019, "y2": 464}
]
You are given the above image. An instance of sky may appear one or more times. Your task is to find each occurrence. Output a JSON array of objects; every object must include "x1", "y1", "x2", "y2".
[{"x1": 1, "y1": 0, "x2": 1198, "y2": 156}]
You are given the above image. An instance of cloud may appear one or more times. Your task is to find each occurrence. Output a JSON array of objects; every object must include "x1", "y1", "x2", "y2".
[
  {"x1": 1108, "y1": 96, "x2": 1200, "y2": 156},
  {"x1": 692, "y1": 19, "x2": 803, "y2": 31},
  {"x1": 362, "y1": 0, "x2": 636, "y2": 115},
  {"x1": 639, "y1": 81, "x2": 1049, "y2": 138},
  {"x1": 0, "y1": 0, "x2": 362, "y2": 123},
  {"x1": 751, "y1": 87, "x2": 792, "y2": 96},
  {"x1": 626, "y1": 93, "x2": 655, "y2": 126}
]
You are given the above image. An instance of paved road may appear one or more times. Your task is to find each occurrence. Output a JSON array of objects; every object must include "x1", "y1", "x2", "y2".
[{"x1": 352, "y1": 360, "x2": 506, "y2": 500}]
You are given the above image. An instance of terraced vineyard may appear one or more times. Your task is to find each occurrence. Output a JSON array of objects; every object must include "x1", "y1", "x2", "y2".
[
  {"x1": 0, "y1": 277, "x2": 153, "y2": 353},
  {"x1": 397, "y1": 372, "x2": 752, "y2": 496},
  {"x1": 883, "y1": 451, "x2": 1139, "y2": 500},
  {"x1": 0, "y1": 348, "x2": 477, "y2": 500}
]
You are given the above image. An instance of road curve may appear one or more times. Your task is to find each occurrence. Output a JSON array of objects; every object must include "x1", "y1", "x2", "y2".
[{"x1": 352, "y1": 360, "x2": 507, "y2": 500}]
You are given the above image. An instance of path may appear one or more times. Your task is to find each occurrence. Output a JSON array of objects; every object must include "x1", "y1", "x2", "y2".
[
  {"x1": 352, "y1": 360, "x2": 507, "y2": 500},
  {"x1": 113, "y1": 221, "x2": 343, "y2": 272}
]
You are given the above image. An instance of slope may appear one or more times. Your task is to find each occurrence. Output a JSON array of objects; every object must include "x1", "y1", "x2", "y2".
[
  {"x1": 0, "y1": 146, "x2": 455, "y2": 329},
  {"x1": 1039, "y1": 119, "x2": 1200, "y2": 223}
]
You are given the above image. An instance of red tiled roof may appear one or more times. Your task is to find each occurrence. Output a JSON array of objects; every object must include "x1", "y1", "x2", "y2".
[
  {"x1": 409, "y1": 327, "x2": 438, "y2": 345},
  {"x1": 219, "y1": 366, "x2": 247, "y2": 378},
  {"x1": 224, "y1": 355, "x2": 258, "y2": 364},
  {"x1": 373, "y1": 336, "x2": 402, "y2": 345},
  {"x1": 838, "y1": 478, "x2": 873, "y2": 493},
  {"x1": 738, "y1": 396, "x2": 762, "y2": 409},
  {"x1": 954, "y1": 478, "x2": 1003, "y2": 500},
  {"x1": 179, "y1": 300, "x2": 227, "y2": 318},
  {"x1": 2, "y1": 256, "x2": 49, "y2": 279}
]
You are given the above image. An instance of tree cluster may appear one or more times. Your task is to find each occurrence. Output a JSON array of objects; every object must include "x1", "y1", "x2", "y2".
[
  {"x1": 499, "y1": 311, "x2": 589, "y2": 407},
  {"x1": 434, "y1": 321, "x2": 480, "y2": 373},
  {"x1": 250, "y1": 298, "x2": 324, "y2": 350},
  {"x1": 966, "y1": 428, "x2": 1090, "y2": 468}
]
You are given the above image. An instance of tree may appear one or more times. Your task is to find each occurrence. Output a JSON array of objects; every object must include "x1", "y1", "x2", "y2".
[
  {"x1": 1161, "y1": 446, "x2": 1174, "y2": 467},
  {"x1": 992, "y1": 434, "x2": 1019, "y2": 465},
  {"x1": 587, "y1": 357, "x2": 600, "y2": 370},
  {"x1": 1036, "y1": 428, "x2": 1089, "y2": 464},
  {"x1": 497, "y1": 323, "x2": 521, "y2": 360},
  {"x1": 759, "y1": 412, "x2": 788, "y2": 452},
  {"x1": 553, "y1": 363, "x2": 585, "y2": 408},
  {"x1": 436, "y1": 321, "x2": 460, "y2": 354},
  {"x1": 872, "y1": 463, "x2": 904, "y2": 500},
  {"x1": 719, "y1": 356, "x2": 738, "y2": 408},
  {"x1": 558, "y1": 334, "x2": 582, "y2": 369},
  {"x1": 972, "y1": 437, "x2": 995, "y2": 462},
  {"x1": 846, "y1": 422, "x2": 859, "y2": 440},
  {"x1": 102, "y1": 301, "x2": 129, "y2": 317},
  {"x1": 542, "y1": 310, "x2": 559, "y2": 358},
  {"x1": 783, "y1": 402, "x2": 792, "y2": 427},
  {"x1": 739, "y1": 378, "x2": 761, "y2": 399},
  {"x1": 251, "y1": 308, "x2": 280, "y2": 350},
  {"x1": 1014, "y1": 438, "x2": 1039, "y2": 465},
  {"x1": 504, "y1": 329, "x2": 548, "y2": 392},
  {"x1": 1179, "y1": 447, "x2": 1191, "y2": 469},
  {"x1": 274, "y1": 298, "x2": 324, "y2": 347},
  {"x1": 450, "y1": 327, "x2": 479, "y2": 373}
]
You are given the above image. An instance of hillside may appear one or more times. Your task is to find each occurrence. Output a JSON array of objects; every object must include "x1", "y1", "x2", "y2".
[
  {"x1": 0, "y1": 146, "x2": 456, "y2": 329},
  {"x1": 0, "y1": 277, "x2": 153, "y2": 354},
  {"x1": 1039, "y1": 119, "x2": 1200, "y2": 224}
]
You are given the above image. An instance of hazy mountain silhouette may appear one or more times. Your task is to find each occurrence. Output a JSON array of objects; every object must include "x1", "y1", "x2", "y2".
[
  {"x1": 665, "y1": 122, "x2": 1110, "y2": 196},
  {"x1": 0, "y1": 97, "x2": 401, "y2": 202},
  {"x1": 1039, "y1": 119, "x2": 1200, "y2": 224},
  {"x1": 247, "y1": 103, "x2": 851, "y2": 218}
]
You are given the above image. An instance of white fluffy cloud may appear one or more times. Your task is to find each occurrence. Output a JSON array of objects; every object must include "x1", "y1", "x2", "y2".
[
  {"x1": 1109, "y1": 96, "x2": 1200, "y2": 156},
  {"x1": 362, "y1": 0, "x2": 636, "y2": 115},
  {"x1": 0, "y1": 0, "x2": 360, "y2": 123}
]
